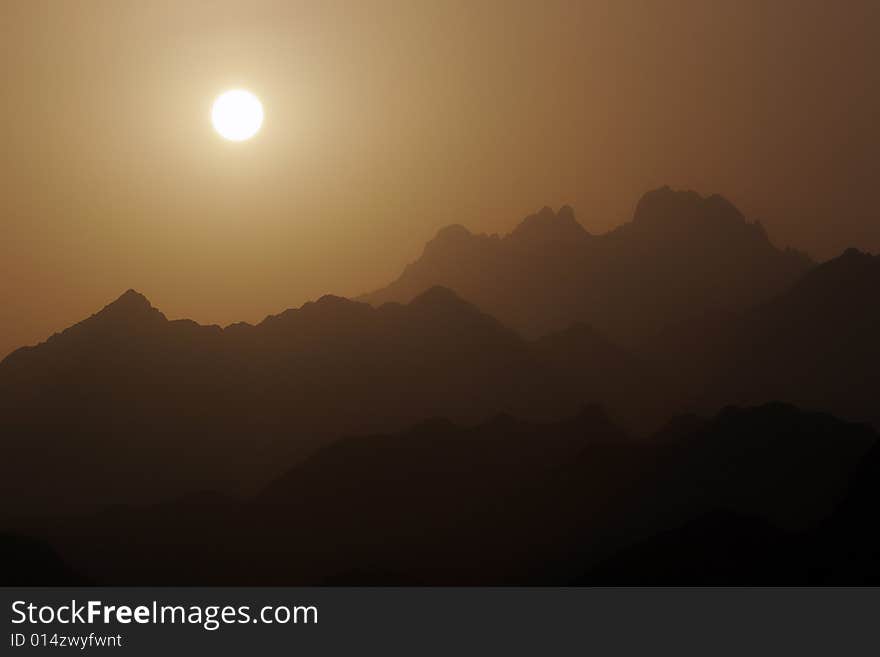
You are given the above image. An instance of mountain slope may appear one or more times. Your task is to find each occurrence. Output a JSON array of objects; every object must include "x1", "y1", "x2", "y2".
[
  {"x1": 0, "y1": 286, "x2": 650, "y2": 515},
  {"x1": 361, "y1": 187, "x2": 812, "y2": 344},
  {"x1": 34, "y1": 403, "x2": 877, "y2": 585},
  {"x1": 242, "y1": 403, "x2": 876, "y2": 584},
  {"x1": 647, "y1": 248, "x2": 880, "y2": 426}
]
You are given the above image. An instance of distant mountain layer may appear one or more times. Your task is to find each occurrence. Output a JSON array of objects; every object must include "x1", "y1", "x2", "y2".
[{"x1": 361, "y1": 187, "x2": 813, "y2": 344}]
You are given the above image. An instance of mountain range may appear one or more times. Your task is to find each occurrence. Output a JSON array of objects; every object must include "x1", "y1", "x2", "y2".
[
  {"x1": 0, "y1": 285, "x2": 657, "y2": 515},
  {"x1": 15, "y1": 403, "x2": 879, "y2": 585},
  {"x1": 2, "y1": 189, "x2": 878, "y2": 517},
  {"x1": 2, "y1": 185, "x2": 879, "y2": 584},
  {"x1": 361, "y1": 187, "x2": 813, "y2": 345}
]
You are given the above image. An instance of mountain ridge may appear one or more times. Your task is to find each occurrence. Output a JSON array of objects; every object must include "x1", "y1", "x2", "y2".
[
  {"x1": 0, "y1": 283, "x2": 653, "y2": 515},
  {"x1": 2, "y1": 197, "x2": 877, "y2": 520},
  {"x1": 360, "y1": 187, "x2": 813, "y2": 343},
  {"x1": 27, "y1": 402, "x2": 878, "y2": 585}
]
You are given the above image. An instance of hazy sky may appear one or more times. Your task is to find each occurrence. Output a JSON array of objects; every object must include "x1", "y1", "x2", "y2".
[{"x1": 2, "y1": 0, "x2": 879, "y2": 358}]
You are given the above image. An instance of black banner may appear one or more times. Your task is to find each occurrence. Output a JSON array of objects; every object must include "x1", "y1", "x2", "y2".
[{"x1": 2, "y1": 587, "x2": 877, "y2": 655}]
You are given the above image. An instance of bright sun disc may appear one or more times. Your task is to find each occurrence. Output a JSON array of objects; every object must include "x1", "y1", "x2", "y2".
[{"x1": 211, "y1": 89, "x2": 263, "y2": 141}]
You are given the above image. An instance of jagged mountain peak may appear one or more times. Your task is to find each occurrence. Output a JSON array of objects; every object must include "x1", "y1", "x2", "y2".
[
  {"x1": 101, "y1": 289, "x2": 154, "y2": 313},
  {"x1": 418, "y1": 224, "x2": 489, "y2": 262},
  {"x1": 408, "y1": 285, "x2": 471, "y2": 309},
  {"x1": 88, "y1": 288, "x2": 166, "y2": 326},
  {"x1": 633, "y1": 186, "x2": 744, "y2": 226},
  {"x1": 403, "y1": 286, "x2": 515, "y2": 337},
  {"x1": 839, "y1": 247, "x2": 877, "y2": 262},
  {"x1": 509, "y1": 204, "x2": 587, "y2": 241},
  {"x1": 433, "y1": 223, "x2": 473, "y2": 243},
  {"x1": 360, "y1": 188, "x2": 814, "y2": 342},
  {"x1": 803, "y1": 246, "x2": 877, "y2": 281},
  {"x1": 312, "y1": 294, "x2": 362, "y2": 308},
  {"x1": 258, "y1": 294, "x2": 373, "y2": 330},
  {"x1": 781, "y1": 246, "x2": 879, "y2": 303},
  {"x1": 0, "y1": 289, "x2": 167, "y2": 369}
]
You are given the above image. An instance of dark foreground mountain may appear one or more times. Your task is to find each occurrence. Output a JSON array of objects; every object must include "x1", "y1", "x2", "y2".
[
  {"x1": 0, "y1": 533, "x2": 87, "y2": 585},
  {"x1": 361, "y1": 187, "x2": 812, "y2": 344},
  {"x1": 582, "y1": 433, "x2": 880, "y2": 585},
  {"x1": 0, "y1": 286, "x2": 659, "y2": 516},
  {"x1": 13, "y1": 404, "x2": 878, "y2": 585}
]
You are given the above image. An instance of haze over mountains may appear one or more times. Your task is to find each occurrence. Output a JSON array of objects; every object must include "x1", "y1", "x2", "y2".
[
  {"x1": 362, "y1": 187, "x2": 813, "y2": 344},
  {"x1": 2, "y1": 186, "x2": 879, "y2": 584}
]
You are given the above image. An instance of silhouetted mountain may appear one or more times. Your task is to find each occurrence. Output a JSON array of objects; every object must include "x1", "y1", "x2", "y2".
[
  {"x1": 0, "y1": 286, "x2": 653, "y2": 516},
  {"x1": 647, "y1": 248, "x2": 880, "y2": 427},
  {"x1": 249, "y1": 403, "x2": 875, "y2": 584},
  {"x1": 361, "y1": 187, "x2": 812, "y2": 344},
  {"x1": 581, "y1": 425, "x2": 880, "y2": 586},
  {"x1": 22, "y1": 403, "x2": 876, "y2": 585},
  {"x1": 578, "y1": 511, "x2": 792, "y2": 585},
  {"x1": 4, "y1": 203, "x2": 878, "y2": 585},
  {"x1": 0, "y1": 533, "x2": 87, "y2": 585}
]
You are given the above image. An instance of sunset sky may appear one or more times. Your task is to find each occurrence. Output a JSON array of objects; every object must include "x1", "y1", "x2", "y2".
[{"x1": 2, "y1": 0, "x2": 878, "y2": 359}]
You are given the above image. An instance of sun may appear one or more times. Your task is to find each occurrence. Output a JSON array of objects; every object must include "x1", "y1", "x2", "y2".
[{"x1": 211, "y1": 89, "x2": 263, "y2": 141}]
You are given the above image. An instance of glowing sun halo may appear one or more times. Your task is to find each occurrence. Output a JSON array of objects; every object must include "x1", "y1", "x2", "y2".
[{"x1": 211, "y1": 89, "x2": 263, "y2": 141}]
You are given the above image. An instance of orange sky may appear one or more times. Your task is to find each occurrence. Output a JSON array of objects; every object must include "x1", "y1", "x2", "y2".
[{"x1": 2, "y1": 0, "x2": 879, "y2": 359}]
